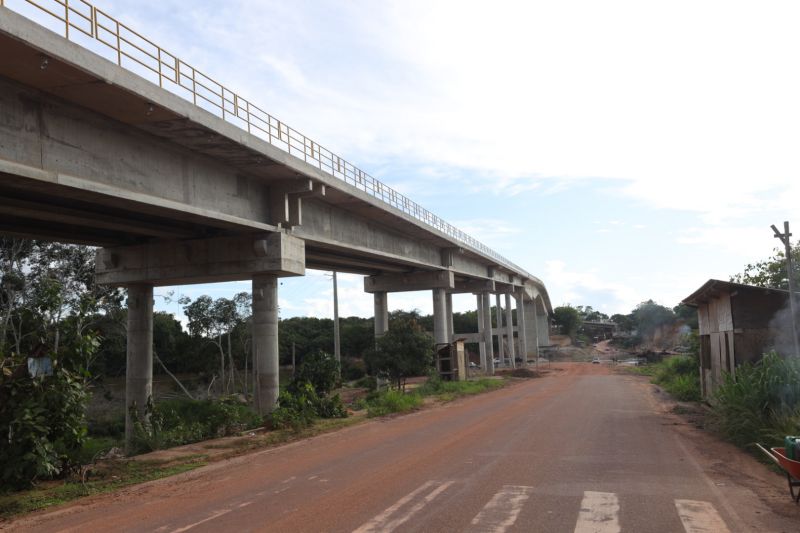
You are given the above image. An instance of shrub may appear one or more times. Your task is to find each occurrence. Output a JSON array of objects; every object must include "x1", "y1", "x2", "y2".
[
  {"x1": 652, "y1": 355, "x2": 701, "y2": 402},
  {"x1": 711, "y1": 352, "x2": 800, "y2": 447},
  {"x1": 342, "y1": 357, "x2": 366, "y2": 381},
  {"x1": 129, "y1": 397, "x2": 261, "y2": 454},
  {"x1": 1, "y1": 340, "x2": 94, "y2": 489},
  {"x1": 268, "y1": 385, "x2": 319, "y2": 432},
  {"x1": 269, "y1": 352, "x2": 348, "y2": 431},
  {"x1": 366, "y1": 389, "x2": 422, "y2": 417}
]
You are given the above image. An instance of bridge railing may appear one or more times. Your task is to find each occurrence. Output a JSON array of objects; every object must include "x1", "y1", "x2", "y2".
[{"x1": 1, "y1": 0, "x2": 532, "y2": 278}]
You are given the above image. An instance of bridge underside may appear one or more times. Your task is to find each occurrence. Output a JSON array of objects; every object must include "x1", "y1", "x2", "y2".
[{"x1": 0, "y1": 7, "x2": 553, "y2": 452}]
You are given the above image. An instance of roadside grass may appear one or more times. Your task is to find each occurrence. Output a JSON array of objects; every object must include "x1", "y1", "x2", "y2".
[
  {"x1": 362, "y1": 377, "x2": 508, "y2": 417},
  {"x1": 709, "y1": 352, "x2": 800, "y2": 450},
  {"x1": 619, "y1": 356, "x2": 701, "y2": 402},
  {"x1": 0, "y1": 375, "x2": 511, "y2": 520},
  {"x1": 0, "y1": 458, "x2": 206, "y2": 519}
]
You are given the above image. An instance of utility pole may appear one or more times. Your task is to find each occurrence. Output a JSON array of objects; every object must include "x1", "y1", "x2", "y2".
[
  {"x1": 772, "y1": 221, "x2": 800, "y2": 358},
  {"x1": 332, "y1": 271, "x2": 341, "y2": 366}
]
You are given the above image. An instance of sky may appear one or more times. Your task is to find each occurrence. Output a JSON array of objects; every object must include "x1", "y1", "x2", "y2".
[{"x1": 18, "y1": 0, "x2": 800, "y2": 322}]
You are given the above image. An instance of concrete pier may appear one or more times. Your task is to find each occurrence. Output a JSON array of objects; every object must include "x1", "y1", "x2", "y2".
[
  {"x1": 495, "y1": 294, "x2": 505, "y2": 365},
  {"x1": 505, "y1": 293, "x2": 516, "y2": 367},
  {"x1": 125, "y1": 284, "x2": 153, "y2": 453},
  {"x1": 477, "y1": 294, "x2": 487, "y2": 369},
  {"x1": 374, "y1": 292, "x2": 389, "y2": 337},
  {"x1": 445, "y1": 292, "x2": 454, "y2": 343},
  {"x1": 516, "y1": 291, "x2": 529, "y2": 364},
  {"x1": 482, "y1": 292, "x2": 495, "y2": 375},
  {"x1": 432, "y1": 288, "x2": 448, "y2": 345},
  {"x1": 252, "y1": 274, "x2": 279, "y2": 415}
]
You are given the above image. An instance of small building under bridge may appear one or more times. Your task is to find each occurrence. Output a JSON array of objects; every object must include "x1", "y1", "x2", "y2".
[{"x1": 682, "y1": 279, "x2": 796, "y2": 398}]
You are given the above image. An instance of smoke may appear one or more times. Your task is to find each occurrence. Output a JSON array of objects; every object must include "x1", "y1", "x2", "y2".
[{"x1": 767, "y1": 298, "x2": 799, "y2": 357}]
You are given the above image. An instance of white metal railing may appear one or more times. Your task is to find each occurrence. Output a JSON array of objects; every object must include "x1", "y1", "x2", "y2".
[{"x1": 0, "y1": 0, "x2": 532, "y2": 278}]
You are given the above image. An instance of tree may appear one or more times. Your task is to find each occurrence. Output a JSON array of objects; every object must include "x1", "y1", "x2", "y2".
[
  {"x1": 180, "y1": 292, "x2": 252, "y2": 395},
  {"x1": 553, "y1": 305, "x2": 582, "y2": 339},
  {"x1": 673, "y1": 304, "x2": 698, "y2": 330},
  {"x1": 364, "y1": 316, "x2": 432, "y2": 391},
  {"x1": 610, "y1": 313, "x2": 635, "y2": 332},
  {"x1": 731, "y1": 242, "x2": 800, "y2": 289}
]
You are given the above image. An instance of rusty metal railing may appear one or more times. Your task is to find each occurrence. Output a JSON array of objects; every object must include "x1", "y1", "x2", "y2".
[{"x1": 0, "y1": 0, "x2": 531, "y2": 278}]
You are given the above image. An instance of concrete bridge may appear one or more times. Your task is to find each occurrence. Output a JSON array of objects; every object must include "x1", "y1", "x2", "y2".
[{"x1": 0, "y1": 1, "x2": 552, "y2": 446}]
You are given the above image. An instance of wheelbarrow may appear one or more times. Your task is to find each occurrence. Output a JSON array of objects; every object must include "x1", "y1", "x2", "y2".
[{"x1": 756, "y1": 444, "x2": 800, "y2": 503}]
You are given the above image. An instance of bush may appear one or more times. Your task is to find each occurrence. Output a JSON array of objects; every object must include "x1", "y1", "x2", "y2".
[
  {"x1": 342, "y1": 357, "x2": 366, "y2": 381},
  {"x1": 1, "y1": 347, "x2": 92, "y2": 489},
  {"x1": 269, "y1": 352, "x2": 347, "y2": 431},
  {"x1": 652, "y1": 355, "x2": 701, "y2": 402},
  {"x1": 268, "y1": 384, "x2": 319, "y2": 432},
  {"x1": 711, "y1": 352, "x2": 800, "y2": 448},
  {"x1": 366, "y1": 389, "x2": 423, "y2": 417},
  {"x1": 129, "y1": 397, "x2": 261, "y2": 454},
  {"x1": 353, "y1": 375, "x2": 377, "y2": 391}
]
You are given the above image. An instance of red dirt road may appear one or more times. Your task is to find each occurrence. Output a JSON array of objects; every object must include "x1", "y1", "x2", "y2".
[{"x1": 6, "y1": 363, "x2": 799, "y2": 532}]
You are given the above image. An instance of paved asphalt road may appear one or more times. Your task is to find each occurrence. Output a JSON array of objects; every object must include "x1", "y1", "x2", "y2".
[{"x1": 7, "y1": 363, "x2": 799, "y2": 532}]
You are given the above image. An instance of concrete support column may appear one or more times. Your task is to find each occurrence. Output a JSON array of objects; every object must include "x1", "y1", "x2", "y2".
[
  {"x1": 516, "y1": 293, "x2": 528, "y2": 366},
  {"x1": 252, "y1": 274, "x2": 279, "y2": 415},
  {"x1": 505, "y1": 293, "x2": 516, "y2": 368},
  {"x1": 482, "y1": 292, "x2": 495, "y2": 375},
  {"x1": 374, "y1": 291, "x2": 389, "y2": 337},
  {"x1": 477, "y1": 294, "x2": 486, "y2": 369},
  {"x1": 495, "y1": 294, "x2": 505, "y2": 366},
  {"x1": 125, "y1": 284, "x2": 153, "y2": 453},
  {"x1": 432, "y1": 288, "x2": 449, "y2": 345},
  {"x1": 445, "y1": 292, "x2": 454, "y2": 343},
  {"x1": 525, "y1": 299, "x2": 540, "y2": 360}
]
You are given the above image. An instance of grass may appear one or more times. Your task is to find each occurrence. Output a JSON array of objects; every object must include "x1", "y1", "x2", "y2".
[
  {"x1": 0, "y1": 459, "x2": 206, "y2": 519},
  {"x1": 619, "y1": 356, "x2": 701, "y2": 402},
  {"x1": 362, "y1": 377, "x2": 509, "y2": 417},
  {"x1": 0, "y1": 375, "x2": 511, "y2": 520}
]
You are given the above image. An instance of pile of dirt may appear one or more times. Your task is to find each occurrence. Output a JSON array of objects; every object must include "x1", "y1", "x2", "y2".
[{"x1": 509, "y1": 368, "x2": 540, "y2": 378}]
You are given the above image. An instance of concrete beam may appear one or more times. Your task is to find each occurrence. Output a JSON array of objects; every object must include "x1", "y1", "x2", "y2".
[
  {"x1": 450, "y1": 279, "x2": 495, "y2": 294},
  {"x1": 269, "y1": 178, "x2": 325, "y2": 228},
  {"x1": 481, "y1": 291, "x2": 495, "y2": 375},
  {"x1": 364, "y1": 270, "x2": 454, "y2": 293},
  {"x1": 505, "y1": 293, "x2": 516, "y2": 366},
  {"x1": 96, "y1": 232, "x2": 305, "y2": 286}
]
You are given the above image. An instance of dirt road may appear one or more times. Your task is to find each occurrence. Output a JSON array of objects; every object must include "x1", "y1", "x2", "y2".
[{"x1": 7, "y1": 363, "x2": 798, "y2": 532}]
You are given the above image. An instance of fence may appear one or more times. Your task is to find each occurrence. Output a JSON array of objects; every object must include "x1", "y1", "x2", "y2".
[{"x1": 0, "y1": 0, "x2": 531, "y2": 278}]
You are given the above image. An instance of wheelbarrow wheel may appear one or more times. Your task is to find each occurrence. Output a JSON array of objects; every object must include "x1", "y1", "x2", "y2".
[{"x1": 788, "y1": 472, "x2": 800, "y2": 504}]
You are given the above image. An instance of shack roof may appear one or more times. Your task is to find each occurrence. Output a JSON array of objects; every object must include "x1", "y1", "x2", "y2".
[{"x1": 682, "y1": 279, "x2": 789, "y2": 307}]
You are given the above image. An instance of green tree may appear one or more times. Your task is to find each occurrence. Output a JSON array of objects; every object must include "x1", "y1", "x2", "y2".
[
  {"x1": 364, "y1": 316, "x2": 433, "y2": 390},
  {"x1": 730, "y1": 242, "x2": 800, "y2": 289},
  {"x1": 180, "y1": 292, "x2": 251, "y2": 395},
  {"x1": 553, "y1": 305, "x2": 582, "y2": 339}
]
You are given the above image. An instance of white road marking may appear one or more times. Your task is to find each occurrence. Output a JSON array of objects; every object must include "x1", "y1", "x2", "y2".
[
  {"x1": 468, "y1": 485, "x2": 533, "y2": 532},
  {"x1": 574, "y1": 491, "x2": 620, "y2": 533},
  {"x1": 675, "y1": 499, "x2": 731, "y2": 533},
  {"x1": 169, "y1": 509, "x2": 232, "y2": 533},
  {"x1": 353, "y1": 480, "x2": 454, "y2": 533}
]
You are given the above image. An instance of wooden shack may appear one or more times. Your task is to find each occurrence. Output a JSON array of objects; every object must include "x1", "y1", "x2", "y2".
[{"x1": 682, "y1": 279, "x2": 792, "y2": 398}]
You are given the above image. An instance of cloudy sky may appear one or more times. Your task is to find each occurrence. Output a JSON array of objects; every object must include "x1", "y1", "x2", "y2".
[{"x1": 18, "y1": 0, "x2": 800, "y2": 320}]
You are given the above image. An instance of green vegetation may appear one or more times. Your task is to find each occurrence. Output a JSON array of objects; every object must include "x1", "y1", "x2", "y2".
[
  {"x1": 362, "y1": 376, "x2": 507, "y2": 417},
  {"x1": 553, "y1": 305, "x2": 582, "y2": 339},
  {"x1": 365, "y1": 389, "x2": 424, "y2": 417},
  {"x1": 364, "y1": 314, "x2": 433, "y2": 390},
  {"x1": 268, "y1": 351, "x2": 347, "y2": 432},
  {"x1": 0, "y1": 458, "x2": 206, "y2": 519},
  {"x1": 129, "y1": 397, "x2": 262, "y2": 454},
  {"x1": 621, "y1": 355, "x2": 701, "y2": 402},
  {"x1": 710, "y1": 352, "x2": 800, "y2": 448},
  {"x1": 730, "y1": 242, "x2": 800, "y2": 289},
  {"x1": 652, "y1": 356, "x2": 701, "y2": 402}
]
